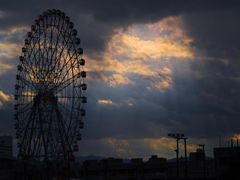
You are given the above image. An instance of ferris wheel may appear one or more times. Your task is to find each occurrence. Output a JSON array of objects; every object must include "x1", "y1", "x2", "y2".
[{"x1": 14, "y1": 9, "x2": 86, "y2": 178}]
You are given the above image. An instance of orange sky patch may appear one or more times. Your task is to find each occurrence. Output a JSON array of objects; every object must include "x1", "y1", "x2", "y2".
[
  {"x1": 92, "y1": 137, "x2": 201, "y2": 160},
  {"x1": 232, "y1": 134, "x2": 240, "y2": 140},
  {"x1": 144, "y1": 137, "x2": 198, "y2": 151},
  {"x1": 98, "y1": 99, "x2": 113, "y2": 104}
]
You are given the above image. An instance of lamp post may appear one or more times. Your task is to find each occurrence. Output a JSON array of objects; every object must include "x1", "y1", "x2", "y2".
[
  {"x1": 168, "y1": 133, "x2": 188, "y2": 180},
  {"x1": 199, "y1": 144, "x2": 206, "y2": 180}
]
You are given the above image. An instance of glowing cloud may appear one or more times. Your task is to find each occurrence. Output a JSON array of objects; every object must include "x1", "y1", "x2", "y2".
[
  {"x1": 0, "y1": 91, "x2": 14, "y2": 109},
  {"x1": 108, "y1": 74, "x2": 135, "y2": 87},
  {"x1": 98, "y1": 99, "x2": 113, "y2": 104},
  {"x1": 0, "y1": 26, "x2": 29, "y2": 35},
  {"x1": 85, "y1": 16, "x2": 194, "y2": 90},
  {"x1": 107, "y1": 138, "x2": 131, "y2": 157},
  {"x1": 0, "y1": 40, "x2": 21, "y2": 58},
  {"x1": 0, "y1": 91, "x2": 11, "y2": 101},
  {"x1": 0, "y1": 27, "x2": 29, "y2": 75},
  {"x1": 79, "y1": 137, "x2": 202, "y2": 160},
  {"x1": 101, "y1": 137, "x2": 200, "y2": 159}
]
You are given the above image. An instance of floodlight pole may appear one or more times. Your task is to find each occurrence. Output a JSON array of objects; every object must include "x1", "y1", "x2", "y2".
[
  {"x1": 174, "y1": 149, "x2": 179, "y2": 180},
  {"x1": 183, "y1": 138, "x2": 188, "y2": 179},
  {"x1": 177, "y1": 138, "x2": 179, "y2": 180},
  {"x1": 199, "y1": 144, "x2": 206, "y2": 179},
  {"x1": 168, "y1": 133, "x2": 188, "y2": 180}
]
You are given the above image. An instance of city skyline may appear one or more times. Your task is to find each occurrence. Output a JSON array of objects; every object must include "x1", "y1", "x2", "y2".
[{"x1": 0, "y1": 0, "x2": 240, "y2": 160}]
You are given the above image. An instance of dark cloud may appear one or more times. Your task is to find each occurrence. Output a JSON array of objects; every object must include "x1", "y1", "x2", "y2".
[
  {"x1": 3, "y1": 35, "x2": 25, "y2": 45},
  {"x1": 1, "y1": 0, "x2": 240, "y2": 53},
  {"x1": 182, "y1": 7, "x2": 240, "y2": 78},
  {"x1": 142, "y1": 76, "x2": 156, "y2": 84},
  {"x1": 0, "y1": 108, "x2": 14, "y2": 134},
  {"x1": 157, "y1": 72, "x2": 172, "y2": 81},
  {"x1": 1, "y1": 0, "x2": 240, "y2": 158},
  {"x1": 0, "y1": 69, "x2": 16, "y2": 93},
  {"x1": 83, "y1": 97, "x2": 171, "y2": 140}
]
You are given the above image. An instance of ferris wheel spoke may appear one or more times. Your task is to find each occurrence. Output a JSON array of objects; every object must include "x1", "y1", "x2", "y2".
[
  {"x1": 27, "y1": 111, "x2": 37, "y2": 155},
  {"x1": 56, "y1": 101, "x2": 73, "y2": 128},
  {"x1": 54, "y1": 54, "x2": 80, "y2": 89},
  {"x1": 55, "y1": 64, "x2": 76, "y2": 88},
  {"x1": 19, "y1": 101, "x2": 37, "y2": 152},
  {"x1": 57, "y1": 102, "x2": 78, "y2": 138},
  {"x1": 20, "y1": 78, "x2": 37, "y2": 93},
  {"x1": 17, "y1": 100, "x2": 34, "y2": 117},
  {"x1": 31, "y1": 129, "x2": 40, "y2": 156},
  {"x1": 27, "y1": 41, "x2": 41, "y2": 78},
  {"x1": 55, "y1": 35, "x2": 74, "y2": 68},
  {"x1": 54, "y1": 47, "x2": 74, "y2": 83},
  {"x1": 20, "y1": 62, "x2": 38, "y2": 87},
  {"x1": 54, "y1": 73, "x2": 79, "y2": 93},
  {"x1": 50, "y1": 32, "x2": 61, "y2": 72},
  {"x1": 48, "y1": 45, "x2": 69, "y2": 82},
  {"x1": 55, "y1": 104, "x2": 72, "y2": 154}
]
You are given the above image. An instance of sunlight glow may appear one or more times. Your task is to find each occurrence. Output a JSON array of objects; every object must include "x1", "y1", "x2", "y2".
[
  {"x1": 233, "y1": 134, "x2": 240, "y2": 140},
  {"x1": 85, "y1": 16, "x2": 194, "y2": 90}
]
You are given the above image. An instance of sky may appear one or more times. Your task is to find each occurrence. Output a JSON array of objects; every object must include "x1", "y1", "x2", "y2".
[{"x1": 1, "y1": 0, "x2": 240, "y2": 160}]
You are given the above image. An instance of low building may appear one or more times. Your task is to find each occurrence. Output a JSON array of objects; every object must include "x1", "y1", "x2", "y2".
[
  {"x1": 166, "y1": 150, "x2": 216, "y2": 179},
  {"x1": 214, "y1": 146, "x2": 240, "y2": 179},
  {"x1": 0, "y1": 136, "x2": 15, "y2": 180},
  {"x1": 190, "y1": 149, "x2": 204, "y2": 161},
  {"x1": 0, "y1": 136, "x2": 12, "y2": 157},
  {"x1": 187, "y1": 159, "x2": 216, "y2": 179},
  {"x1": 78, "y1": 155, "x2": 167, "y2": 180}
]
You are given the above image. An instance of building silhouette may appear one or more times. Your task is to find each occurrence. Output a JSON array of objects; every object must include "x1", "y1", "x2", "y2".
[
  {"x1": 78, "y1": 155, "x2": 168, "y2": 179},
  {"x1": 0, "y1": 136, "x2": 15, "y2": 180},
  {"x1": 1, "y1": 136, "x2": 240, "y2": 179},
  {"x1": 214, "y1": 140, "x2": 240, "y2": 179}
]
